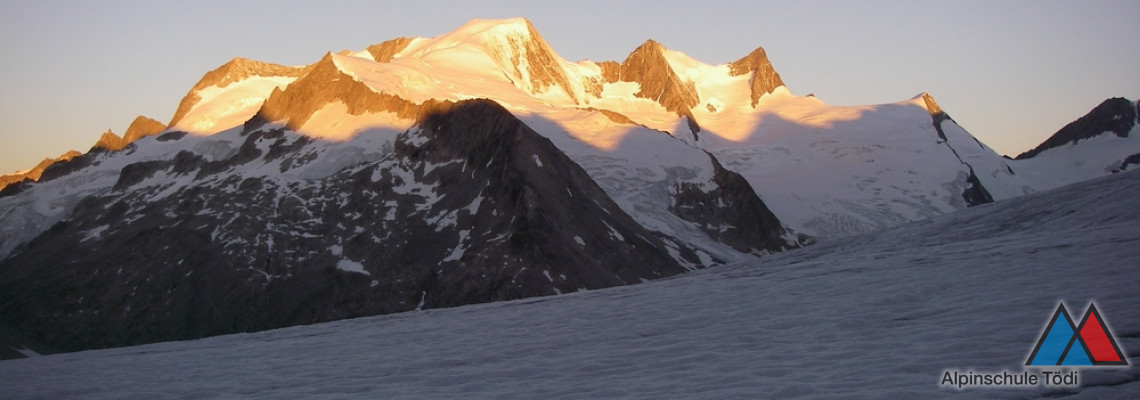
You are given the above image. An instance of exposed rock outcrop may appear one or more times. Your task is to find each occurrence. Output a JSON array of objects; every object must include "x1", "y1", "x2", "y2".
[
  {"x1": 608, "y1": 40, "x2": 700, "y2": 116},
  {"x1": 366, "y1": 37, "x2": 415, "y2": 62},
  {"x1": 479, "y1": 18, "x2": 581, "y2": 104},
  {"x1": 922, "y1": 92, "x2": 995, "y2": 206},
  {"x1": 122, "y1": 115, "x2": 167, "y2": 143},
  {"x1": 671, "y1": 153, "x2": 795, "y2": 253},
  {"x1": 1015, "y1": 97, "x2": 1137, "y2": 159},
  {"x1": 729, "y1": 46, "x2": 785, "y2": 107},
  {"x1": 1112, "y1": 152, "x2": 1140, "y2": 173},
  {"x1": 92, "y1": 130, "x2": 126, "y2": 152},
  {"x1": 254, "y1": 53, "x2": 445, "y2": 130},
  {"x1": 91, "y1": 115, "x2": 167, "y2": 152}
]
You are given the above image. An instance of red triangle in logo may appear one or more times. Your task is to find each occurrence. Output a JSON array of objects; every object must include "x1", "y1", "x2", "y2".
[{"x1": 1076, "y1": 303, "x2": 1129, "y2": 365}]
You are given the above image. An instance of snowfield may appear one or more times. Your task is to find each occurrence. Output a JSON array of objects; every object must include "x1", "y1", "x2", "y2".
[{"x1": 2, "y1": 170, "x2": 1137, "y2": 399}]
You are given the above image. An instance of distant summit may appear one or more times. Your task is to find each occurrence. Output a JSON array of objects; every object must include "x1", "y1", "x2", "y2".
[
  {"x1": 1011, "y1": 97, "x2": 1140, "y2": 190},
  {"x1": 167, "y1": 57, "x2": 305, "y2": 132},
  {"x1": 0, "y1": 115, "x2": 164, "y2": 192},
  {"x1": 0, "y1": 150, "x2": 82, "y2": 192},
  {"x1": 93, "y1": 115, "x2": 167, "y2": 152},
  {"x1": 605, "y1": 39, "x2": 701, "y2": 116},
  {"x1": 123, "y1": 115, "x2": 167, "y2": 143},
  {"x1": 1016, "y1": 97, "x2": 1137, "y2": 159},
  {"x1": 729, "y1": 47, "x2": 785, "y2": 107}
]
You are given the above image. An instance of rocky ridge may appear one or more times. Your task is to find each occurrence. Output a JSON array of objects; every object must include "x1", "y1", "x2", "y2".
[
  {"x1": 0, "y1": 99, "x2": 708, "y2": 352},
  {"x1": 1, "y1": 115, "x2": 165, "y2": 192},
  {"x1": 1015, "y1": 97, "x2": 1138, "y2": 159},
  {"x1": 0, "y1": 151, "x2": 83, "y2": 192}
]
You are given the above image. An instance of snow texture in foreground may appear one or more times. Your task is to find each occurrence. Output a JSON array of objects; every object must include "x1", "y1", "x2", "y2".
[{"x1": 1, "y1": 171, "x2": 1138, "y2": 399}]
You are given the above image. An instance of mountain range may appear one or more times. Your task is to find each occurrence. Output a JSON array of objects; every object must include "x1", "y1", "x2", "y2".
[{"x1": 0, "y1": 18, "x2": 1136, "y2": 356}]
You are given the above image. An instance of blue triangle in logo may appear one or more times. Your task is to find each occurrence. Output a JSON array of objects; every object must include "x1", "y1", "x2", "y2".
[
  {"x1": 1061, "y1": 340, "x2": 1093, "y2": 365},
  {"x1": 1027, "y1": 304, "x2": 1078, "y2": 366}
]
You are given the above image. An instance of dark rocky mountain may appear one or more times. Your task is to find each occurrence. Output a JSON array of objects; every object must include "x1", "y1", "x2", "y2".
[
  {"x1": 1015, "y1": 97, "x2": 1138, "y2": 159},
  {"x1": 0, "y1": 99, "x2": 708, "y2": 353},
  {"x1": 1004, "y1": 97, "x2": 1140, "y2": 189},
  {"x1": 671, "y1": 153, "x2": 802, "y2": 252}
]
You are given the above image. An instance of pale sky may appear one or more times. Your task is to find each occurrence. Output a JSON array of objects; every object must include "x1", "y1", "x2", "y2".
[{"x1": 2, "y1": 0, "x2": 1138, "y2": 174}]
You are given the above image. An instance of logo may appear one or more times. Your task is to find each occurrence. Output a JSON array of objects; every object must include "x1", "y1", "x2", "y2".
[
  {"x1": 940, "y1": 301, "x2": 1129, "y2": 390},
  {"x1": 1025, "y1": 302, "x2": 1128, "y2": 366}
]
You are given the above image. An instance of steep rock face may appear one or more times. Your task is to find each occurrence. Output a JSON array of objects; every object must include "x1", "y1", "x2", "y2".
[
  {"x1": 596, "y1": 60, "x2": 621, "y2": 82},
  {"x1": 257, "y1": 53, "x2": 426, "y2": 130},
  {"x1": 0, "y1": 99, "x2": 690, "y2": 352},
  {"x1": 122, "y1": 116, "x2": 167, "y2": 143},
  {"x1": 406, "y1": 100, "x2": 690, "y2": 286},
  {"x1": 168, "y1": 58, "x2": 307, "y2": 128},
  {"x1": 922, "y1": 95, "x2": 995, "y2": 206},
  {"x1": 671, "y1": 153, "x2": 796, "y2": 253},
  {"x1": 366, "y1": 37, "x2": 414, "y2": 62},
  {"x1": 90, "y1": 116, "x2": 167, "y2": 152},
  {"x1": 1015, "y1": 97, "x2": 1137, "y2": 159},
  {"x1": 729, "y1": 47, "x2": 785, "y2": 107},
  {"x1": 609, "y1": 40, "x2": 700, "y2": 117},
  {"x1": 479, "y1": 19, "x2": 581, "y2": 104},
  {"x1": 92, "y1": 130, "x2": 126, "y2": 152}
]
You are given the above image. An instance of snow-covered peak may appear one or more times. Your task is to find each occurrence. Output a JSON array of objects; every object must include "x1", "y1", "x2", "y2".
[
  {"x1": 399, "y1": 18, "x2": 583, "y2": 104},
  {"x1": 398, "y1": 18, "x2": 539, "y2": 58},
  {"x1": 913, "y1": 92, "x2": 942, "y2": 115},
  {"x1": 168, "y1": 58, "x2": 305, "y2": 134}
]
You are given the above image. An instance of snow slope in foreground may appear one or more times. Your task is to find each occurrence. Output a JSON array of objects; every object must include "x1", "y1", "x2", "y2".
[{"x1": 2, "y1": 170, "x2": 1138, "y2": 399}]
